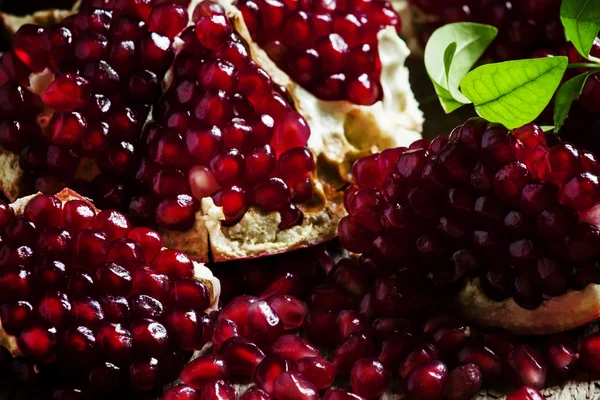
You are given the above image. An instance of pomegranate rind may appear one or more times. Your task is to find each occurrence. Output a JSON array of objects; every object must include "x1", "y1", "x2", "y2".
[
  {"x1": 0, "y1": 188, "x2": 221, "y2": 358},
  {"x1": 456, "y1": 279, "x2": 600, "y2": 335}
]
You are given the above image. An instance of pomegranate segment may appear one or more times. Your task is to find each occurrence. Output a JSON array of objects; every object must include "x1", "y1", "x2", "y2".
[
  {"x1": 0, "y1": 190, "x2": 217, "y2": 396},
  {"x1": 236, "y1": 0, "x2": 401, "y2": 105},
  {"x1": 340, "y1": 119, "x2": 600, "y2": 311},
  {"x1": 0, "y1": 0, "x2": 317, "y2": 236}
]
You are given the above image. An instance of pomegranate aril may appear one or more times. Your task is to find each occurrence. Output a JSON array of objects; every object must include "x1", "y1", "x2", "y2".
[
  {"x1": 200, "y1": 379, "x2": 236, "y2": 400},
  {"x1": 266, "y1": 294, "x2": 307, "y2": 330},
  {"x1": 350, "y1": 358, "x2": 390, "y2": 399},
  {"x1": 181, "y1": 354, "x2": 229, "y2": 390},
  {"x1": 331, "y1": 330, "x2": 374, "y2": 375},
  {"x1": 246, "y1": 300, "x2": 284, "y2": 348},
  {"x1": 445, "y1": 363, "x2": 482, "y2": 400},
  {"x1": 405, "y1": 361, "x2": 448, "y2": 400},
  {"x1": 273, "y1": 371, "x2": 319, "y2": 400},
  {"x1": 18, "y1": 323, "x2": 57, "y2": 362},
  {"x1": 240, "y1": 388, "x2": 271, "y2": 400},
  {"x1": 544, "y1": 334, "x2": 578, "y2": 377},
  {"x1": 304, "y1": 309, "x2": 338, "y2": 346},
  {"x1": 129, "y1": 357, "x2": 161, "y2": 391},
  {"x1": 398, "y1": 343, "x2": 440, "y2": 379},
  {"x1": 506, "y1": 386, "x2": 545, "y2": 400},
  {"x1": 220, "y1": 336, "x2": 265, "y2": 376},
  {"x1": 255, "y1": 353, "x2": 291, "y2": 394},
  {"x1": 504, "y1": 345, "x2": 547, "y2": 389},
  {"x1": 578, "y1": 332, "x2": 600, "y2": 373},
  {"x1": 322, "y1": 390, "x2": 364, "y2": 400},
  {"x1": 162, "y1": 385, "x2": 201, "y2": 400},
  {"x1": 213, "y1": 318, "x2": 240, "y2": 352},
  {"x1": 271, "y1": 334, "x2": 321, "y2": 361},
  {"x1": 148, "y1": 4, "x2": 189, "y2": 39},
  {"x1": 457, "y1": 344, "x2": 501, "y2": 382},
  {"x1": 377, "y1": 332, "x2": 418, "y2": 368}
]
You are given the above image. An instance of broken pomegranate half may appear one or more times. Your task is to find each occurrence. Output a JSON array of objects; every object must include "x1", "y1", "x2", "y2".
[
  {"x1": 0, "y1": 188, "x2": 220, "y2": 393},
  {"x1": 0, "y1": 0, "x2": 422, "y2": 263},
  {"x1": 340, "y1": 118, "x2": 600, "y2": 334}
]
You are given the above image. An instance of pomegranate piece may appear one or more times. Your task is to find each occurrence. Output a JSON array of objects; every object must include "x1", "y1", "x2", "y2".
[
  {"x1": 350, "y1": 358, "x2": 391, "y2": 399},
  {"x1": 180, "y1": 355, "x2": 229, "y2": 390},
  {"x1": 0, "y1": 191, "x2": 216, "y2": 395},
  {"x1": 504, "y1": 345, "x2": 547, "y2": 389},
  {"x1": 578, "y1": 332, "x2": 600, "y2": 373},
  {"x1": 200, "y1": 379, "x2": 237, "y2": 400},
  {"x1": 255, "y1": 353, "x2": 291, "y2": 394},
  {"x1": 544, "y1": 334, "x2": 578, "y2": 377},
  {"x1": 271, "y1": 334, "x2": 321, "y2": 361},
  {"x1": 162, "y1": 385, "x2": 201, "y2": 400},
  {"x1": 295, "y1": 357, "x2": 336, "y2": 390},
  {"x1": 240, "y1": 388, "x2": 272, "y2": 400},
  {"x1": 266, "y1": 295, "x2": 307, "y2": 330},
  {"x1": 405, "y1": 361, "x2": 448, "y2": 400},
  {"x1": 220, "y1": 336, "x2": 266, "y2": 376},
  {"x1": 273, "y1": 371, "x2": 319, "y2": 400},
  {"x1": 506, "y1": 386, "x2": 545, "y2": 400},
  {"x1": 445, "y1": 364, "x2": 482, "y2": 400}
]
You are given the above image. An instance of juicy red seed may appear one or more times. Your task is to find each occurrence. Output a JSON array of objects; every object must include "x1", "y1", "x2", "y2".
[
  {"x1": 273, "y1": 372, "x2": 319, "y2": 400},
  {"x1": 506, "y1": 387, "x2": 545, "y2": 400},
  {"x1": 544, "y1": 334, "x2": 578, "y2": 377},
  {"x1": 255, "y1": 353, "x2": 291, "y2": 394},
  {"x1": 180, "y1": 354, "x2": 229, "y2": 390},
  {"x1": 239, "y1": 388, "x2": 271, "y2": 400},
  {"x1": 322, "y1": 390, "x2": 364, "y2": 400},
  {"x1": 162, "y1": 386, "x2": 201, "y2": 400},
  {"x1": 350, "y1": 358, "x2": 391, "y2": 399},
  {"x1": 457, "y1": 344, "x2": 502, "y2": 382},
  {"x1": 220, "y1": 336, "x2": 266, "y2": 376},
  {"x1": 504, "y1": 345, "x2": 547, "y2": 389},
  {"x1": 578, "y1": 332, "x2": 600, "y2": 373},
  {"x1": 271, "y1": 334, "x2": 321, "y2": 361},
  {"x1": 445, "y1": 363, "x2": 483, "y2": 400},
  {"x1": 195, "y1": 14, "x2": 232, "y2": 50},
  {"x1": 148, "y1": 4, "x2": 189, "y2": 39},
  {"x1": 266, "y1": 294, "x2": 307, "y2": 330},
  {"x1": 331, "y1": 330, "x2": 374, "y2": 375},
  {"x1": 200, "y1": 380, "x2": 237, "y2": 400},
  {"x1": 24, "y1": 194, "x2": 62, "y2": 229},
  {"x1": 18, "y1": 323, "x2": 57, "y2": 362},
  {"x1": 127, "y1": 227, "x2": 163, "y2": 260},
  {"x1": 151, "y1": 249, "x2": 194, "y2": 279},
  {"x1": 42, "y1": 74, "x2": 91, "y2": 112},
  {"x1": 398, "y1": 343, "x2": 440, "y2": 379},
  {"x1": 405, "y1": 361, "x2": 448, "y2": 400}
]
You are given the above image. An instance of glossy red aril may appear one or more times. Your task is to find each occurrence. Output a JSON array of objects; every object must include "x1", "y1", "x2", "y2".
[
  {"x1": 457, "y1": 344, "x2": 501, "y2": 382},
  {"x1": 544, "y1": 334, "x2": 578, "y2": 377},
  {"x1": 323, "y1": 390, "x2": 365, "y2": 400},
  {"x1": 445, "y1": 364, "x2": 482, "y2": 400},
  {"x1": 200, "y1": 380, "x2": 237, "y2": 400},
  {"x1": 331, "y1": 330, "x2": 375, "y2": 375},
  {"x1": 266, "y1": 295, "x2": 307, "y2": 330},
  {"x1": 162, "y1": 385, "x2": 201, "y2": 400},
  {"x1": 350, "y1": 358, "x2": 391, "y2": 399},
  {"x1": 180, "y1": 355, "x2": 229, "y2": 390},
  {"x1": 506, "y1": 386, "x2": 545, "y2": 400},
  {"x1": 213, "y1": 318, "x2": 240, "y2": 352},
  {"x1": 240, "y1": 389, "x2": 272, "y2": 400},
  {"x1": 578, "y1": 332, "x2": 600, "y2": 373},
  {"x1": 246, "y1": 300, "x2": 284, "y2": 348},
  {"x1": 271, "y1": 334, "x2": 321, "y2": 361},
  {"x1": 504, "y1": 345, "x2": 547, "y2": 389},
  {"x1": 255, "y1": 353, "x2": 291, "y2": 394},
  {"x1": 405, "y1": 361, "x2": 448, "y2": 400},
  {"x1": 273, "y1": 372, "x2": 319, "y2": 400},
  {"x1": 295, "y1": 357, "x2": 336, "y2": 390},
  {"x1": 220, "y1": 337, "x2": 266, "y2": 376}
]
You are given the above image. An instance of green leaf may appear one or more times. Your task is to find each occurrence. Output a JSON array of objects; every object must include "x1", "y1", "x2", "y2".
[
  {"x1": 459, "y1": 56, "x2": 568, "y2": 129},
  {"x1": 553, "y1": 72, "x2": 590, "y2": 132},
  {"x1": 560, "y1": 0, "x2": 600, "y2": 59},
  {"x1": 540, "y1": 125, "x2": 556, "y2": 132},
  {"x1": 425, "y1": 22, "x2": 498, "y2": 113},
  {"x1": 443, "y1": 42, "x2": 457, "y2": 87}
]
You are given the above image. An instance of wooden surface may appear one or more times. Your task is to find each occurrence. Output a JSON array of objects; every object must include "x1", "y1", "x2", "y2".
[{"x1": 0, "y1": 40, "x2": 599, "y2": 400}]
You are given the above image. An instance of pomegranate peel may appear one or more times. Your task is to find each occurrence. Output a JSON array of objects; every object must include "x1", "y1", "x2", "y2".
[
  {"x1": 0, "y1": 188, "x2": 221, "y2": 361},
  {"x1": 455, "y1": 279, "x2": 600, "y2": 336}
]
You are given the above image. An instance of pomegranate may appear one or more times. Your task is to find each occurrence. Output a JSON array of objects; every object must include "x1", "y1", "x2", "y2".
[
  {"x1": 0, "y1": 188, "x2": 219, "y2": 397},
  {"x1": 339, "y1": 118, "x2": 600, "y2": 335},
  {"x1": 0, "y1": 0, "x2": 422, "y2": 265}
]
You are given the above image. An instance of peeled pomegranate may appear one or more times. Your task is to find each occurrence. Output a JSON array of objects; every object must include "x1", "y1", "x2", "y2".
[
  {"x1": 0, "y1": 189, "x2": 219, "y2": 396},
  {"x1": 339, "y1": 119, "x2": 600, "y2": 335},
  {"x1": 0, "y1": 0, "x2": 422, "y2": 265}
]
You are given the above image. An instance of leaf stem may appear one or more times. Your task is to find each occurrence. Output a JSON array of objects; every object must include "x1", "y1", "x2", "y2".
[{"x1": 568, "y1": 62, "x2": 600, "y2": 69}]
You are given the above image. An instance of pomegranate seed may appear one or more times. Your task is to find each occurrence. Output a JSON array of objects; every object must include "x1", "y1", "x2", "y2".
[
  {"x1": 266, "y1": 295, "x2": 307, "y2": 330},
  {"x1": 398, "y1": 343, "x2": 440, "y2": 379},
  {"x1": 295, "y1": 357, "x2": 336, "y2": 390},
  {"x1": 162, "y1": 386, "x2": 201, "y2": 400},
  {"x1": 504, "y1": 345, "x2": 547, "y2": 389},
  {"x1": 445, "y1": 363, "x2": 482, "y2": 400},
  {"x1": 457, "y1": 344, "x2": 502, "y2": 382},
  {"x1": 180, "y1": 355, "x2": 229, "y2": 390},
  {"x1": 255, "y1": 353, "x2": 291, "y2": 394},
  {"x1": 148, "y1": 4, "x2": 189, "y2": 39},
  {"x1": 578, "y1": 332, "x2": 600, "y2": 373},
  {"x1": 506, "y1": 386, "x2": 545, "y2": 400},
  {"x1": 220, "y1": 336, "x2": 265, "y2": 375},
  {"x1": 240, "y1": 388, "x2": 271, "y2": 400},
  {"x1": 405, "y1": 361, "x2": 448, "y2": 400},
  {"x1": 200, "y1": 379, "x2": 236, "y2": 400},
  {"x1": 350, "y1": 358, "x2": 391, "y2": 399},
  {"x1": 246, "y1": 300, "x2": 283, "y2": 348},
  {"x1": 331, "y1": 330, "x2": 374, "y2": 375},
  {"x1": 544, "y1": 334, "x2": 578, "y2": 377},
  {"x1": 272, "y1": 334, "x2": 321, "y2": 361},
  {"x1": 273, "y1": 371, "x2": 318, "y2": 400},
  {"x1": 322, "y1": 390, "x2": 364, "y2": 400}
]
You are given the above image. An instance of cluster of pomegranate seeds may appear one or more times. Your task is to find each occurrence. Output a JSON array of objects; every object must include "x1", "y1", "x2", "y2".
[
  {"x1": 166, "y1": 242, "x2": 600, "y2": 400},
  {"x1": 141, "y1": 0, "x2": 316, "y2": 229},
  {"x1": 1, "y1": 0, "x2": 316, "y2": 232},
  {"x1": 340, "y1": 118, "x2": 600, "y2": 310},
  {"x1": 237, "y1": 0, "x2": 401, "y2": 105},
  {"x1": 0, "y1": 193, "x2": 214, "y2": 396},
  {"x1": 409, "y1": 0, "x2": 564, "y2": 61}
]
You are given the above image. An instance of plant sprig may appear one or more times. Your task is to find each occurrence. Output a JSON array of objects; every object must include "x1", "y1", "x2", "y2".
[{"x1": 424, "y1": 0, "x2": 600, "y2": 131}]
